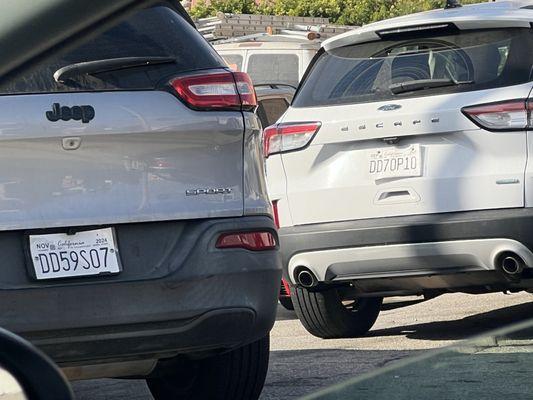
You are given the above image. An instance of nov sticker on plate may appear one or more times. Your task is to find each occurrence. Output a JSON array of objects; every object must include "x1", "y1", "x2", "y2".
[
  {"x1": 29, "y1": 228, "x2": 121, "y2": 280},
  {"x1": 368, "y1": 144, "x2": 422, "y2": 180}
]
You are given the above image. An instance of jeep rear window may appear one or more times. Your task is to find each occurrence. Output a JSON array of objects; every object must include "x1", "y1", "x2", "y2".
[
  {"x1": 293, "y1": 28, "x2": 533, "y2": 107},
  {"x1": 0, "y1": 6, "x2": 225, "y2": 94}
]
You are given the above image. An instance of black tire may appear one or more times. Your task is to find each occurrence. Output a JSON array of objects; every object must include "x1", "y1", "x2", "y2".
[
  {"x1": 279, "y1": 296, "x2": 294, "y2": 310},
  {"x1": 292, "y1": 286, "x2": 382, "y2": 339},
  {"x1": 147, "y1": 335, "x2": 270, "y2": 400}
]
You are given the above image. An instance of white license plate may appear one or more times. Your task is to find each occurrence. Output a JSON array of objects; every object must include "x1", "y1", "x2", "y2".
[
  {"x1": 368, "y1": 144, "x2": 422, "y2": 180},
  {"x1": 29, "y1": 228, "x2": 121, "y2": 280}
]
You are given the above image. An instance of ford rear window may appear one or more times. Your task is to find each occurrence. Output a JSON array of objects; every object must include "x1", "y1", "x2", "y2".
[{"x1": 293, "y1": 28, "x2": 533, "y2": 107}]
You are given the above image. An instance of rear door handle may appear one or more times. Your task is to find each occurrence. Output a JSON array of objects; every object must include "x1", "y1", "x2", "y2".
[{"x1": 374, "y1": 188, "x2": 420, "y2": 205}]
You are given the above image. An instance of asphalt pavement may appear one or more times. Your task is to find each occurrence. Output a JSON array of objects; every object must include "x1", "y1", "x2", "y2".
[{"x1": 72, "y1": 292, "x2": 533, "y2": 399}]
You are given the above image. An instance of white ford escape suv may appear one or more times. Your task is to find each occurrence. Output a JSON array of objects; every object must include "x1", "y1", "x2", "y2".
[{"x1": 266, "y1": 0, "x2": 533, "y2": 339}]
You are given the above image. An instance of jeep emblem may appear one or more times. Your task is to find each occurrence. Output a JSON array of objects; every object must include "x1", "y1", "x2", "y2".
[
  {"x1": 378, "y1": 104, "x2": 402, "y2": 112},
  {"x1": 46, "y1": 103, "x2": 95, "y2": 123}
]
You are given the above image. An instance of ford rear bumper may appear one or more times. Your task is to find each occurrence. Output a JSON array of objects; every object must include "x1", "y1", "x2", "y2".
[{"x1": 279, "y1": 208, "x2": 533, "y2": 294}]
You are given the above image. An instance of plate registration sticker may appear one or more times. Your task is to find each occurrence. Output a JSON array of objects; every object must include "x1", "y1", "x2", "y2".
[
  {"x1": 29, "y1": 228, "x2": 120, "y2": 280},
  {"x1": 368, "y1": 144, "x2": 422, "y2": 180}
]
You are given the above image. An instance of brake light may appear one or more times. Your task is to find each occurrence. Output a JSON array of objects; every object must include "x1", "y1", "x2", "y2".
[
  {"x1": 462, "y1": 99, "x2": 533, "y2": 131},
  {"x1": 263, "y1": 122, "x2": 321, "y2": 158},
  {"x1": 216, "y1": 231, "x2": 277, "y2": 251},
  {"x1": 233, "y1": 72, "x2": 256, "y2": 108},
  {"x1": 169, "y1": 71, "x2": 256, "y2": 111}
]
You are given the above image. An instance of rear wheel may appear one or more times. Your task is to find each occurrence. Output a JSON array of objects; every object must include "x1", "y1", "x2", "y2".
[
  {"x1": 292, "y1": 286, "x2": 382, "y2": 339},
  {"x1": 147, "y1": 335, "x2": 269, "y2": 400}
]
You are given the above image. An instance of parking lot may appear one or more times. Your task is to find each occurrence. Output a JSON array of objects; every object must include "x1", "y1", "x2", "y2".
[
  {"x1": 4, "y1": 2, "x2": 533, "y2": 400},
  {"x1": 72, "y1": 291, "x2": 533, "y2": 399}
]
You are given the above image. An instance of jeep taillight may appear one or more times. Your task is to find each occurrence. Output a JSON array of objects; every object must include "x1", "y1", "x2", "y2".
[
  {"x1": 169, "y1": 71, "x2": 256, "y2": 111},
  {"x1": 462, "y1": 99, "x2": 533, "y2": 131},
  {"x1": 263, "y1": 122, "x2": 321, "y2": 158}
]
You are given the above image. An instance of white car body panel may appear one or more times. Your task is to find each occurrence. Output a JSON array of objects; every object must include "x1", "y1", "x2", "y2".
[
  {"x1": 273, "y1": 83, "x2": 532, "y2": 226},
  {"x1": 282, "y1": 84, "x2": 530, "y2": 145}
]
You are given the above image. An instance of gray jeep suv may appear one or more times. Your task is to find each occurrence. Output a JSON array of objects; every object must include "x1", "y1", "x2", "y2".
[{"x1": 0, "y1": 3, "x2": 280, "y2": 399}]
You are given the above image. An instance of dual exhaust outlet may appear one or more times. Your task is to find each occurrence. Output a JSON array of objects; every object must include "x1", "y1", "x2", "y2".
[
  {"x1": 498, "y1": 252, "x2": 525, "y2": 277},
  {"x1": 296, "y1": 268, "x2": 318, "y2": 288},
  {"x1": 294, "y1": 252, "x2": 528, "y2": 288}
]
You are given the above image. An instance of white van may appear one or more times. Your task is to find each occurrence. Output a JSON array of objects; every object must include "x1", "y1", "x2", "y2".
[{"x1": 215, "y1": 39, "x2": 320, "y2": 88}]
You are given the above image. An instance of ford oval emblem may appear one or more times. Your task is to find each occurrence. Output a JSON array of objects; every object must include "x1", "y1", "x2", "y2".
[{"x1": 378, "y1": 104, "x2": 402, "y2": 112}]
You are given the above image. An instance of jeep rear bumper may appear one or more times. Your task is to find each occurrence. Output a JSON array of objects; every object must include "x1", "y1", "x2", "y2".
[
  {"x1": 0, "y1": 216, "x2": 281, "y2": 372},
  {"x1": 279, "y1": 208, "x2": 533, "y2": 294}
]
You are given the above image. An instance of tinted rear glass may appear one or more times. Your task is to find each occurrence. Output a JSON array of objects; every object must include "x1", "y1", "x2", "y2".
[
  {"x1": 257, "y1": 98, "x2": 290, "y2": 127},
  {"x1": 248, "y1": 54, "x2": 299, "y2": 86},
  {"x1": 293, "y1": 28, "x2": 533, "y2": 107},
  {"x1": 1, "y1": 6, "x2": 224, "y2": 94}
]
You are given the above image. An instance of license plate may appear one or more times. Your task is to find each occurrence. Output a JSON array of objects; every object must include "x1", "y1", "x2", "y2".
[
  {"x1": 29, "y1": 228, "x2": 121, "y2": 280},
  {"x1": 368, "y1": 144, "x2": 422, "y2": 180}
]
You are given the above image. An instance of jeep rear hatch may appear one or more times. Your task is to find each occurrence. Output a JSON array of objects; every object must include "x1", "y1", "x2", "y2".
[{"x1": 0, "y1": 5, "x2": 248, "y2": 230}]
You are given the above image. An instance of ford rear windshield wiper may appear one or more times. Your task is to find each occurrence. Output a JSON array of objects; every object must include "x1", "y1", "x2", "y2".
[
  {"x1": 389, "y1": 78, "x2": 473, "y2": 95},
  {"x1": 53, "y1": 56, "x2": 176, "y2": 83}
]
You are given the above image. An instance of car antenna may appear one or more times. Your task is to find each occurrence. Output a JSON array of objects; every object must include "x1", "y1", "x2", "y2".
[{"x1": 444, "y1": 0, "x2": 462, "y2": 8}]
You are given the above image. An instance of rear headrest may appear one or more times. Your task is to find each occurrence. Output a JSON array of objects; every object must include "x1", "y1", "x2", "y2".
[{"x1": 391, "y1": 52, "x2": 431, "y2": 83}]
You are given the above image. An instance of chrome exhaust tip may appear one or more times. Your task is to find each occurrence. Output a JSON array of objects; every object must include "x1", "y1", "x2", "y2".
[
  {"x1": 496, "y1": 252, "x2": 526, "y2": 278},
  {"x1": 296, "y1": 269, "x2": 318, "y2": 288},
  {"x1": 501, "y1": 255, "x2": 524, "y2": 275}
]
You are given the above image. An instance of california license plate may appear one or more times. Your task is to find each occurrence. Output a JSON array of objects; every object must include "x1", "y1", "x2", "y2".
[
  {"x1": 368, "y1": 144, "x2": 422, "y2": 180},
  {"x1": 29, "y1": 228, "x2": 121, "y2": 280}
]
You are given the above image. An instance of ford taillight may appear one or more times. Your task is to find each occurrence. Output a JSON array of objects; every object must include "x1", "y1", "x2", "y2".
[
  {"x1": 263, "y1": 122, "x2": 321, "y2": 158},
  {"x1": 169, "y1": 70, "x2": 256, "y2": 111},
  {"x1": 462, "y1": 99, "x2": 533, "y2": 131}
]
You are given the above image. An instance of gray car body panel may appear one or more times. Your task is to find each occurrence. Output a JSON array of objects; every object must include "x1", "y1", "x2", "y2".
[
  {"x1": 243, "y1": 112, "x2": 271, "y2": 216},
  {"x1": 0, "y1": 90, "x2": 244, "y2": 230}
]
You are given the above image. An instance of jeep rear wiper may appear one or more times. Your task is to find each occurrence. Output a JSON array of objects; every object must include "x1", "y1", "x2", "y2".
[
  {"x1": 389, "y1": 78, "x2": 473, "y2": 95},
  {"x1": 53, "y1": 56, "x2": 176, "y2": 83}
]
